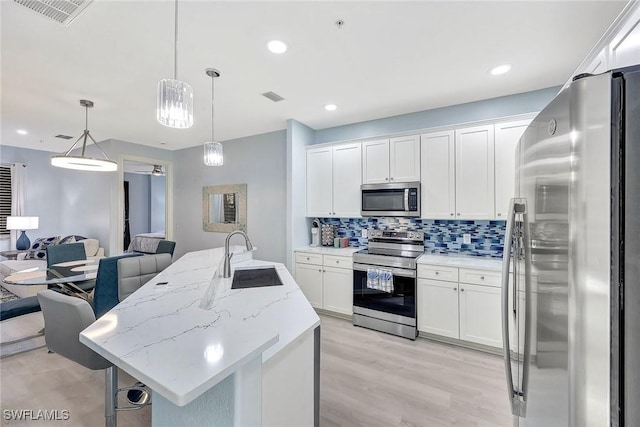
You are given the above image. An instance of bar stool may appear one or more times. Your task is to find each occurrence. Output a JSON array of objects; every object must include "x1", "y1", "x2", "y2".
[{"x1": 37, "y1": 290, "x2": 149, "y2": 426}]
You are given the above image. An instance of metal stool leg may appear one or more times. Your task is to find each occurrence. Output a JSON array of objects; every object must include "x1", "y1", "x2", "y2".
[{"x1": 105, "y1": 366, "x2": 117, "y2": 427}]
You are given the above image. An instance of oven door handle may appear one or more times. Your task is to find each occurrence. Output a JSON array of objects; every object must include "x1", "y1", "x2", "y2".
[{"x1": 353, "y1": 263, "x2": 416, "y2": 278}]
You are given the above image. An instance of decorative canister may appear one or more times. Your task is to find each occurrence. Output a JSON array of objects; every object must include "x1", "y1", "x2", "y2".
[{"x1": 321, "y1": 224, "x2": 335, "y2": 246}]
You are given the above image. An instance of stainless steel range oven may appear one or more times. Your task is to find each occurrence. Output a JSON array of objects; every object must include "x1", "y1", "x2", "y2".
[{"x1": 352, "y1": 229, "x2": 424, "y2": 340}]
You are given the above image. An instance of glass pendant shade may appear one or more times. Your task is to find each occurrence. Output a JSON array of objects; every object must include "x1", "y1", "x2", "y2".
[
  {"x1": 157, "y1": 78, "x2": 193, "y2": 128},
  {"x1": 204, "y1": 141, "x2": 223, "y2": 166}
]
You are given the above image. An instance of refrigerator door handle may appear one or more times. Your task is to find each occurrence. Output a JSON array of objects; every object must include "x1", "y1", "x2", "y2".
[
  {"x1": 501, "y1": 198, "x2": 526, "y2": 417},
  {"x1": 520, "y1": 205, "x2": 532, "y2": 414}
]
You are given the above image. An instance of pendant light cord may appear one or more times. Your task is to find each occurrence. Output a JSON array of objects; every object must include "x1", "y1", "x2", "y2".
[
  {"x1": 174, "y1": 0, "x2": 178, "y2": 79},
  {"x1": 211, "y1": 74, "x2": 215, "y2": 141}
]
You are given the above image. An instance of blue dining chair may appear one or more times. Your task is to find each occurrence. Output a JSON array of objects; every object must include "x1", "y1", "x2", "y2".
[
  {"x1": 46, "y1": 242, "x2": 95, "y2": 293},
  {"x1": 93, "y1": 253, "x2": 142, "y2": 319},
  {"x1": 46, "y1": 242, "x2": 86, "y2": 267}
]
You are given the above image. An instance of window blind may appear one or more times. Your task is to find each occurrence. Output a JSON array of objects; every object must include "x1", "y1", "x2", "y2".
[{"x1": 0, "y1": 166, "x2": 11, "y2": 235}]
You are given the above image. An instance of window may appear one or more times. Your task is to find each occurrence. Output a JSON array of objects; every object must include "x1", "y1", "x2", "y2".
[{"x1": 0, "y1": 166, "x2": 11, "y2": 236}]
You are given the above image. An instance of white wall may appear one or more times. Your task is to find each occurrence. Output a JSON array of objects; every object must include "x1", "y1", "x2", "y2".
[
  {"x1": 286, "y1": 119, "x2": 314, "y2": 271},
  {"x1": 172, "y1": 130, "x2": 287, "y2": 263}
]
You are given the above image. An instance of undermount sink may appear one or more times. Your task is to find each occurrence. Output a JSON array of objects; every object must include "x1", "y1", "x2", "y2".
[{"x1": 231, "y1": 267, "x2": 283, "y2": 289}]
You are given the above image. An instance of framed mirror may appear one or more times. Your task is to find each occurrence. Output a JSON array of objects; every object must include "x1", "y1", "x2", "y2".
[{"x1": 203, "y1": 184, "x2": 247, "y2": 232}]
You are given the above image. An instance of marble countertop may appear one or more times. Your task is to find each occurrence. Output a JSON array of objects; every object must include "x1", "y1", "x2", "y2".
[
  {"x1": 295, "y1": 246, "x2": 361, "y2": 256},
  {"x1": 80, "y1": 247, "x2": 320, "y2": 407},
  {"x1": 417, "y1": 253, "x2": 504, "y2": 271}
]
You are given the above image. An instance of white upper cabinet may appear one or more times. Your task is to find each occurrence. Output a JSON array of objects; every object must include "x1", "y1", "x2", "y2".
[
  {"x1": 332, "y1": 143, "x2": 362, "y2": 217},
  {"x1": 609, "y1": 9, "x2": 640, "y2": 70},
  {"x1": 306, "y1": 142, "x2": 362, "y2": 217},
  {"x1": 389, "y1": 135, "x2": 421, "y2": 182},
  {"x1": 306, "y1": 146, "x2": 333, "y2": 217},
  {"x1": 362, "y1": 136, "x2": 420, "y2": 184},
  {"x1": 455, "y1": 125, "x2": 495, "y2": 219},
  {"x1": 421, "y1": 130, "x2": 456, "y2": 219},
  {"x1": 362, "y1": 139, "x2": 390, "y2": 184},
  {"x1": 494, "y1": 119, "x2": 531, "y2": 219}
]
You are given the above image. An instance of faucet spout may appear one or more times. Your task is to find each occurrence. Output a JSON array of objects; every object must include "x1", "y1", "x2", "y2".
[{"x1": 223, "y1": 230, "x2": 253, "y2": 278}]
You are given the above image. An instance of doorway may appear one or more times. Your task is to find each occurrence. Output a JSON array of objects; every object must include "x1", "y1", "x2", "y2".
[{"x1": 117, "y1": 156, "x2": 172, "y2": 254}]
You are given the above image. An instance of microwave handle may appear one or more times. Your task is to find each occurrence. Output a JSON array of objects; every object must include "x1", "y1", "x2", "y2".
[{"x1": 404, "y1": 189, "x2": 409, "y2": 211}]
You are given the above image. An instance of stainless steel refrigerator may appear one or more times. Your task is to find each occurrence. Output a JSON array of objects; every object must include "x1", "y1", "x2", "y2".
[{"x1": 501, "y1": 65, "x2": 640, "y2": 427}]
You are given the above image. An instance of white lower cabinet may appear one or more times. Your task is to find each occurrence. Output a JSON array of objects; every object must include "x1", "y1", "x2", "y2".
[
  {"x1": 295, "y1": 262, "x2": 324, "y2": 309},
  {"x1": 294, "y1": 252, "x2": 353, "y2": 316},
  {"x1": 417, "y1": 278, "x2": 459, "y2": 339},
  {"x1": 322, "y1": 266, "x2": 353, "y2": 316},
  {"x1": 417, "y1": 264, "x2": 503, "y2": 349},
  {"x1": 458, "y1": 283, "x2": 502, "y2": 347}
]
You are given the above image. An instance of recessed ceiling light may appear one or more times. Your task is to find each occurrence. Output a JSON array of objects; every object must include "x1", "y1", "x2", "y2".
[
  {"x1": 325, "y1": 104, "x2": 337, "y2": 111},
  {"x1": 16, "y1": 129, "x2": 28, "y2": 135},
  {"x1": 267, "y1": 40, "x2": 287, "y2": 54},
  {"x1": 490, "y1": 64, "x2": 512, "y2": 76}
]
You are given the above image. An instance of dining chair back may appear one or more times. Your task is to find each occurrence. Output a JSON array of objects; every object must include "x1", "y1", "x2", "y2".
[
  {"x1": 155, "y1": 240, "x2": 176, "y2": 257},
  {"x1": 93, "y1": 253, "x2": 142, "y2": 319},
  {"x1": 46, "y1": 242, "x2": 86, "y2": 268},
  {"x1": 117, "y1": 254, "x2": 172, "y2": 301}
]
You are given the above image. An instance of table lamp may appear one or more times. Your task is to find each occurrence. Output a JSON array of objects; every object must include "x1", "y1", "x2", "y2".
[{"x1": 6, "y1": 216, "x2": 39, "y2": 250}]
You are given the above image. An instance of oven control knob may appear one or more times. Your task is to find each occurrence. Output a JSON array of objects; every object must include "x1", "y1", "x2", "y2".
[{"x1": 408, "y1": 232, "x2": 414, "y2": 238}]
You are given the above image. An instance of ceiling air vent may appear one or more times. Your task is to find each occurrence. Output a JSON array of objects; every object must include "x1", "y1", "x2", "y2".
[
  {"x1": 262, "y1": 91, "x2": 285, "y2": 102},
  {"x1": 55, "y1": 134, "x2": 73, "y2": 140},
  {"x1": 13, "y1": 0, "x2": 93, "y2": 26}
]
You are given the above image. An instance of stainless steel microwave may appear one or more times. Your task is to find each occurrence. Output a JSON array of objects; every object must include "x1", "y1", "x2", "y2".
[{"x1": 361, "y1": 182, "x2": 421, "y2": 217}]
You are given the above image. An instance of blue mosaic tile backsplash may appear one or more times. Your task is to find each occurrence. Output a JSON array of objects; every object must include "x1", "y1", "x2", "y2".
[{"x1": 317, "y1": 217, "x2": 506, "y2": 258}]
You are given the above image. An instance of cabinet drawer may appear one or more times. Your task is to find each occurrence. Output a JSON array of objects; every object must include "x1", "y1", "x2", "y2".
[
  {"x1": 417, "y1": 264, "x2": 458, "y2": 282},
  {"x1": 295, "y1": 252, "x2": 323, "y2": 266},
  {"x1": 459, "y1": 268, "x2": 501, "y2": 288},
  {"x1": 323, "y1": 255, "x2": 352, "y2": 269}
]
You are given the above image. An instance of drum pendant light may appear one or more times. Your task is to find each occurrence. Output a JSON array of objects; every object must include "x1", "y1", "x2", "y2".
[
  {"x1": 157, "y1": 0, "x2": 193, "y2": 129},
  {"x1": 204, "y1": 68, "x2": 223, "y2": 166},
  {"x1": 51, "y1": 100, "x2": 117, "y2": 171}
]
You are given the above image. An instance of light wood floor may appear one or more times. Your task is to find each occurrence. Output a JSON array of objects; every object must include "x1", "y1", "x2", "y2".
[
  {"x1": 0, "y1": 314, "x2": 511, "y2": 426},
  {"x1": 319, "y1": 315, "x2": 512, "y2": 427}
]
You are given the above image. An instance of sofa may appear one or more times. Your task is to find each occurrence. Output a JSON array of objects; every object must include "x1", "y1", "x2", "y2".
[{"x1": 0, "y1": 236, "x2": 104, "y2": 299}]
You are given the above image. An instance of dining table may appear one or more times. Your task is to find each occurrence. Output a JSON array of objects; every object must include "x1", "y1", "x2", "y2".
[{"x1": 3, "y1": 259, "x2": 99, "y2": 295}]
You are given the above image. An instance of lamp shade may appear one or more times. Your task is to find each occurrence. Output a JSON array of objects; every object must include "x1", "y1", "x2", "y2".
[{"x1": 6, "y1": 216, "x2": 39, "y2": 230}]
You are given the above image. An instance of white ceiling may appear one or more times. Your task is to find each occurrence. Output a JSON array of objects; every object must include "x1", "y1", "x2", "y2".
[{"x1": 0, "y1": 0, "x2": 628, "y2": 153}]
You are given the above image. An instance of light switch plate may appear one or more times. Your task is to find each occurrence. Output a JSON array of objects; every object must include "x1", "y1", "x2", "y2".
[
  {"x1": 361, "y1": 229, "x2": 368, "y2": 238},
  {"x1": 463, "y1": 234, "x2": 471, "y2": 244}
]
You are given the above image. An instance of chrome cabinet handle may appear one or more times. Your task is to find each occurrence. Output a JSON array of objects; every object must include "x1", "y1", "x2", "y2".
[
  {"x1": 457, "y1": 213, "x2": 461, "y2": 216},
  {"x1": 460, "y1": 288, "x2": 465, "y2": 292},
  {"x1": 453, "y1": 287, "x2": 457, "y2": 291},
  {"x1": 306, "y1": 257, "x2": 310, "y2": 261},
  {"x1": 450, "y1": 213, "x2": 454, "y2": 216},
  {"x1": 390, "y1": 177, "x2": 394, "y2": 181},
  {"x1": 498, "y1": 213, "x2": 502, "y2": 217},
  {"x1": 385, "y1": 177, "x2": 389, "y2": 181},
  {"x1": 435, "y1": 271, "x2": 439, "y2": 275},
  {"x1": 480, "y1": 276, "x2": 485, "y2": 280}
]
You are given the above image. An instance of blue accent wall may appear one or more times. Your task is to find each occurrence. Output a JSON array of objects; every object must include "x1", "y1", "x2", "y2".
[
  {"x1": 313, "y1": 86, "x2": 560, "y2": 144},
  {"x1": 317, "y1": 217, "x2": 506, "y2": 258}
]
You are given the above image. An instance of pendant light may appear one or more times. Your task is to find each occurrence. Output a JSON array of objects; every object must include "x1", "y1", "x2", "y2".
[
  {"x1": 157, "y1": 0, "x2": 193, "y2": 129},
  {"x1": 51, "y1": 100, "x2": 117, "y2": 172},
  {"x1": 204, "y1": 68, "x2": 223, "y2": 166}
]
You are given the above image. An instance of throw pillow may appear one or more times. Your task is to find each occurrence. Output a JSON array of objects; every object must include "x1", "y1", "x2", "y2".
[
  {"x1": 59, "y1": 235, "x2": 87, "y2": 244},
  {"x1": 24, "y1": 236, "x2": 60, "y2": 260}
]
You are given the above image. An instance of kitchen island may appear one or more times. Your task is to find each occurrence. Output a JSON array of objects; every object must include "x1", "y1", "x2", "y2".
[{"x1": 80, "y1": 247, "x2": 320, "y2": 427}]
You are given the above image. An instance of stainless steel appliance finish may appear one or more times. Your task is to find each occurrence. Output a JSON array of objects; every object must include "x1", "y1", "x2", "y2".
[
  {"x1": 502, "y1": 66, "x2": 640, "y2": 426},
  {"x1": 361, "y1": 182, "x2": 420, "y2": 217},
  {"x1": 353, "y1": 229, "x2": 424, "y2": 340}
]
